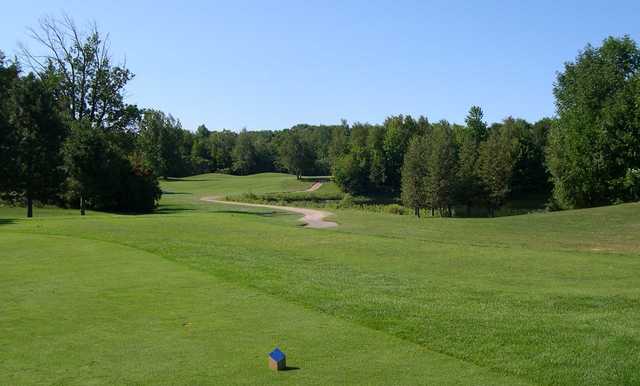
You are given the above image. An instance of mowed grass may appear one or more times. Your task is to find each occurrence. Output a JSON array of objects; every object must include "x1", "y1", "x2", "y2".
[{"x1": 1, "y1": 172, "x2": 639, "y2": 385}]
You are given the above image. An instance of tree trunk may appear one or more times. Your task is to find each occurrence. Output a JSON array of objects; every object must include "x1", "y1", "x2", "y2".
[
  {"x1": 431, "y1": 207, "x2": 434, "y2": 217},
  {"x1": 80, "y1": 195, "x2": 86, "y2": 216},
  {"x1": 27, "y1": 195, "x2": 33, "y2": 218},
  {"x1": 415, "y1": 207, "x2": 420, "y2": 218}
]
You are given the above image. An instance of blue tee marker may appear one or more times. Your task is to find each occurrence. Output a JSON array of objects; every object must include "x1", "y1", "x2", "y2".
[{"x1": 268, "y1": 347, "x2": 286, "y2": 371}]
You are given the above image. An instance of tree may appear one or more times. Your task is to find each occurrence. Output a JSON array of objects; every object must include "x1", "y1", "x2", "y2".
[
  {"x1": 424, "y1": 121, "x2": 457, "y2": 216},
  {"x1": 465, "y1": 105, "x2": 488, "y2": 142},
  {"x1": 509, "y1": 117, "x2": 552, "y2": 198},
  {"x1": 209, "y1": 130, "x2": 237, "y2": 172},
  {"x1": 454, "y1": 127, "x2": 484, "y2": 216},
  {"x1": 64, "y1": 121, "x2": 160, "y2": 213},
  {"x1": 232, "y1": 130, "x2": 257, "y2": 175},
  {"x1": 333, "y1": 123, "x2": 374, "y2": 194},
  {"x1": 22, "y1": 15, "x2": 136, "y2": 132},
  {"x1": 22, "y1": 15, "x2": 139, "y2": 214},
  {"x1": 383, "y1": 115, "x2": 419, "y2": 189},
  {"x1": 0, "y1": 52, "x2": 19, "y2": 189},
  {"x1": 333, "y1": 150, "x2": 369, "y2": 195},
  {"x1": 328, "y1": 119, "x2": 350, "y2": 165},
  {"x1": 367, "y1": 125, "x2": 387, "y2": 190},
  {"x1": 548, "y1": 36, "x2": 640, "y2": 208},
  {"x1": 278, "y1": 131, "x2": 314, "y2": 178},
  {"x1": 478, "y1": 121, "x2": 520, "y2": 216},
  {"x1": 401, "y1": 136, "x2": 428, "y2": 217},
  {"x1": 138, "y1": 110, "x2": 189, "y2": 178},
  {"x1": 5, "y1": 74, "x2": 66, "y2": 217}
]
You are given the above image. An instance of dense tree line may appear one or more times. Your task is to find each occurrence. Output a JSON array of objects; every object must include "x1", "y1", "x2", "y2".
[
  {"x1": 2, "y1": 18, "x2": 639, "y2": 218},
  {"x1": 136, "y1": 118, "x2": 342, "y2": 178}
]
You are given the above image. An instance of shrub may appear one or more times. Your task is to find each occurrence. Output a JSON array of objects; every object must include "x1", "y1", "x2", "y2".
[
  {"x1": 384, "y1": 204, "x2": 405, "y2": 215},
  {"x1": 338, "y1": 193, "x2": 355, "y2": 208}
]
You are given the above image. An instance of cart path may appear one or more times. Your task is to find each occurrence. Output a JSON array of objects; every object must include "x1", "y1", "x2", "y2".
[
  {"x1": 200, "y1": 197, "x2": 337, "y2": 228},
  {"x1": 200, "y1": 181, "x2": 337, "y2": 229},
  {"x1": 305, "y1": 181, "x2": 323, "y2": 192}
]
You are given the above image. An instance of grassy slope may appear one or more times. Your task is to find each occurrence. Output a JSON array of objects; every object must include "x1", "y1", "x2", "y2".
[{"x1": 1, "y1": 172, "x2": 639, "y2": 385}]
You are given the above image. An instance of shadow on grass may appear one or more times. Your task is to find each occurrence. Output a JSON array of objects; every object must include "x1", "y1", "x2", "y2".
[
  {"x1": 161, "y1": 191, "x2": 190, "y2": 195},
  {"x1": 212, "y1": 209, "x2": 288, "y2": 218},
  {"x1": 0, "y1": 218, "x2": 17, "y2": 226},
  {"x1": 163, "y1": 177, "x2": 210, "y2": 182},
  {"x1": 281, "y1": 366, "x2": 300, "y2": 371},
  {"x1": 151, "y1": 207, "x2": 196, "y2": 215}
]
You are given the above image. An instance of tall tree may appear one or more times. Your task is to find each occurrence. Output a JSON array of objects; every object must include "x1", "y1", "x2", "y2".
[
  {"x1": 0, "y1": 52, "x2": 19, "y2": 189},
  {"x1": 232, "y1": 130, "x2": 257, "y2": 175},
  {"x1": 209, "y1": 130, "x2": 237, "y2": 172},
  {"x1": 548, "y1": 36, "x2": 640, "y2": 208},
  {"x1": 478, "y1": 121, "x2": 520, "y2": 216},
  {"x1": 454, "y1": 127, "x2": 484, "y2": 216},
  {"x1": 22, "y1": 15, "x2": 137, "y2": 132},
  {"x1": 465, "y1": 105, "x2": 488, "y2": 142},
  {"x1": 425, "y1": 121, "x2": 457, "y2": 216},
  {"x1": 328, "y1": 119, "x2": 350, "y2": 166},
  {"x1": 138, "y1": 110, "x2": 187, "y2": 178},
  {"x1": 367, "y1": 125, "x2": 387, "y2": 190},
  {"x1": 401, "y1": 136, "x2": 429, "y2": 217},
  {"x1": 22, "y1": 15, "x2": 139, "y2": 213},
  {"x1": 5, "y1": 74, "x2": 66, "y2": 217},
  {"x1": 278, "y1": 131, "x2": 314, "y2": 179},
  {"x1": 383, "y1": 115, "x2": 419, "y2": 189}
]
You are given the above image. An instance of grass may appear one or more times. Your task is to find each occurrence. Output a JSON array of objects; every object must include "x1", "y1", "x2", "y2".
[{"x1": 1, "y1": 172, "x2": 639, "y2": 385}]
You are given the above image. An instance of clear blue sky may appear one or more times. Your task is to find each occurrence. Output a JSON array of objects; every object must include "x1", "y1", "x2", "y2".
[{"x1": 2, "y1": 1, "x2": 639, "y2": 131}]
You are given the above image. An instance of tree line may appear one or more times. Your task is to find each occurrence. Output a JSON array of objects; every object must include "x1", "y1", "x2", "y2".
[{"x1": 1, "y1": 16, "x2": 639, "y2": 217}]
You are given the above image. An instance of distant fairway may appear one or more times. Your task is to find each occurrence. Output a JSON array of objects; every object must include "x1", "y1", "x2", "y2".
[{"x1": 1, "y1": 173, "x2": 639, "y2": 385}]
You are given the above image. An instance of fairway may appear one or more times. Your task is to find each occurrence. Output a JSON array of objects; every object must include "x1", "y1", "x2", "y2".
[{"x1": 1, "y1": 173, "x2": 639, "y2": 385}]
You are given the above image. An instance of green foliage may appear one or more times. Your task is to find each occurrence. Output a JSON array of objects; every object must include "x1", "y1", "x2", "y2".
[
  {"x1": 465, "y1": 105, "x2": 488, "y2": 142},
  {"x1": 4, "y1": 74, "x2": 67, "y2": 216},
  {"x1": 278, "y1": 130, "x2": 314, "y2": 178},
  {"x1": 333, "y1": 150, "x2": 370, "y2": 195},
  {"x1": 0, "y1": 53, "x2": 20, "y2": 192},
  {"x1": 209, "y1": 130, "x2": 237, "y2": 171},
  {"x1": 138, "y1": 110, "x2": 193, "y2": 177},
  {"x1": 454, "y1": 125, "x2": 484, "y2": 214},
  {"x1": 549, "y1": 36, "x2": 640, "y2": 208},
  {"x1": 425, "y1": 121, "x2": 458, "y2": 216},
  {"x1": 64, "y1": 121, "x2": 161, "y2": 212},
  {"x1": 383, "y1": 115, "x2": 421, "y2": 188},
  {"x1": 478, "y1": 120, "x2": 520, "y2": 215},
  {"x1": 232, "y1": 130, "x2": 257, "y2": 175},
  {"x1": 401, "y1": 136, "x2": 429, "y2": 216}
]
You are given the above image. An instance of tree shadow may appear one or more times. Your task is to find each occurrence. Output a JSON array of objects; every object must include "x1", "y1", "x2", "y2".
[
  {"x1": 281, "y1": 366, "x2": 300, "y2": 372},
  {"x1": 163, "y1": 177, "x2": 209, "y2": 182},
  {"x1": 0, "y1": 218, "x2": 17, "y2": 226},
  {"x1": 213, "y1": 209, "x2": 289, "y2": 218},
  {"x1": 151, "y1": 207, "x2": 196, "y2": 215}
]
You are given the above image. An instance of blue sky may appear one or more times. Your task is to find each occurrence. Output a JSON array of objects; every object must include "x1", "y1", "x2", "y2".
[{"x1": 2, "y1": 1, "x2": 639, "y2": 131}]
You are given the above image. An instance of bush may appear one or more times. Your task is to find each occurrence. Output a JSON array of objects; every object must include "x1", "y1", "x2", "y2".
[
  {"x1": 338, "y1": 193, "x2": 355, "y2": 208},
  {"x1": 384, "y1": 204, "x2": 406, "y2": 215}
]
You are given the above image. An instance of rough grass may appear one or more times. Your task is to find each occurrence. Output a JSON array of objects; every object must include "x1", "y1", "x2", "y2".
[{"x1": 1, "y1": 172, "x2": 639, "y2": 385}]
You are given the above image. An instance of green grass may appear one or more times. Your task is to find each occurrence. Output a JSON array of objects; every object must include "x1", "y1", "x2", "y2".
[{"x1": 1, "y1": 172, "x2": 639, "y2": 385}]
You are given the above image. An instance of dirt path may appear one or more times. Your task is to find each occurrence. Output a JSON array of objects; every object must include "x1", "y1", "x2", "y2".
[
  {"x1": 200, "y1": 181, "x2": 336, "y2": 228},
  {"x1": 305, "y1": 181, "x2": 323, "y2": 192}
]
